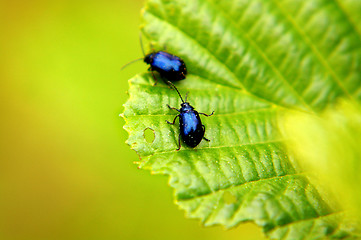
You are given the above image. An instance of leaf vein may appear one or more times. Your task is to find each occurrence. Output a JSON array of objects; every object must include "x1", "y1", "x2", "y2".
[
  {"x1": 267, "y1": 211, "x2": 343, "y2": 236},
  {"x1": 208, "y1": 0, "x2": 315, "y2": 113},
  {"x1": 271, "y1": 0, "x2": 354, "y2": 100},
  {"x1": 146, "y1": 11, "x2": 306, "y2": 111},
  {"x1": 333, "y1": 0, "x2": 361, "y2": 39},
  {"x1": 177, "y1": 173, "x2": 305, "y2": 202},
  {"x1": 148, "y1": 140, "x2": 285, "y2": 157}
]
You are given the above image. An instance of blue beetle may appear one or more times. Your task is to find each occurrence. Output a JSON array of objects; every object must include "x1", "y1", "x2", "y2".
[
  {"x1": 121, "y1": 35, "x2": 187, "y2": 83},
  {"x1": 166, "y1": 81, "x2": 214, "y2": 150},
  {"x1": 144, "y1": 51, "x2": 187, "y2": 83}
]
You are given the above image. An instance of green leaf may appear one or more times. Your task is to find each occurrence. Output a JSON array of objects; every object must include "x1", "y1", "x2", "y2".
[{"x1": 122, "y1": 0, "x2": 361, "y2": 239}]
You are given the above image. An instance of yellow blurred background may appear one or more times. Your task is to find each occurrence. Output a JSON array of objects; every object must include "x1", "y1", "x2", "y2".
[{"x1": 0, "y1": 0, "x2": 265, "y2": 239}]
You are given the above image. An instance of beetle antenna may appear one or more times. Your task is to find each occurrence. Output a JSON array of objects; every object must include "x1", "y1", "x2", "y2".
[
  {"x1": 167, "y1": 81, "x2": 184, "y2": 103},
  {"x1": 139, "y1": 32, "x2": 146, "y2": 56},
  {"x1": 120, "y1": 57, "x2": 144, "y2": 71}
]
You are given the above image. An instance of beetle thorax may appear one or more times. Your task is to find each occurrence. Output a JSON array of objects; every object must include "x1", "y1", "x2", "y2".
[{"x1": 181, "y1": 102, "x2": 194, "y2": 111}]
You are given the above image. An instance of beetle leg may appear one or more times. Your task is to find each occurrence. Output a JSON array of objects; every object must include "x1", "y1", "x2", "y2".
[
  {"x1": 151, "y1": 71, "x2": 158, "y2": 86},
  {"x1": 200, "y1": 111, "x2": 214, "y2": 117},
  {"x1": 165, "y1": 79, "x2": 174, "y2": 89},
  {"x1": 166, "y1": 114, "x2": 179, "y2": 125},
  {"x1": 167, "y1": 104, "x2": 180, "y2": 112},
  {"x1": 176, "y1": 133, "x2": 181, "y2": 151},
  {"x1": 202, "y1": 125, "x2": 210, "y2": 142}
]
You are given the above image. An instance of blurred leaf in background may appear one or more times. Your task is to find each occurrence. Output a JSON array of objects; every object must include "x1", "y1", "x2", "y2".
[
  {"x1": 282, "y1": 100, "x2": 361, "y2": 221},
  {"x1": 0, "y1": 0, "x2": 263, "y2": 239}
]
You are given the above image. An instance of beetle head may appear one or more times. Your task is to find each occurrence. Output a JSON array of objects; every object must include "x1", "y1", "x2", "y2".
[{"x1": 144, "y1": 53, "x2": 153, "y2": 64}]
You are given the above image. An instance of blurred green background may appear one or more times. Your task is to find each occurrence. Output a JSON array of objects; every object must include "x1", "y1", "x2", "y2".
[{"x1": 0, "y1": 0, "x2": 265, "y2": 239}]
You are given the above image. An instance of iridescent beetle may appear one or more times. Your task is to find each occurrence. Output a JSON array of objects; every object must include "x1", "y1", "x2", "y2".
[
  {"x1": 166, "y1": 81, "x2": 214, "y2": 150},
  {"x1": 121, "y1": 35, "x2": 187, "y2": 84}
]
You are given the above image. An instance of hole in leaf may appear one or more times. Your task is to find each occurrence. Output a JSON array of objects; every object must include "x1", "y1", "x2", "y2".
[
  {"x1": 143, "y1": 128, "x2": 155, "y2": 143},
  {"x1": 223, "y1": 191, "x2": 237, "y2": 204}
]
